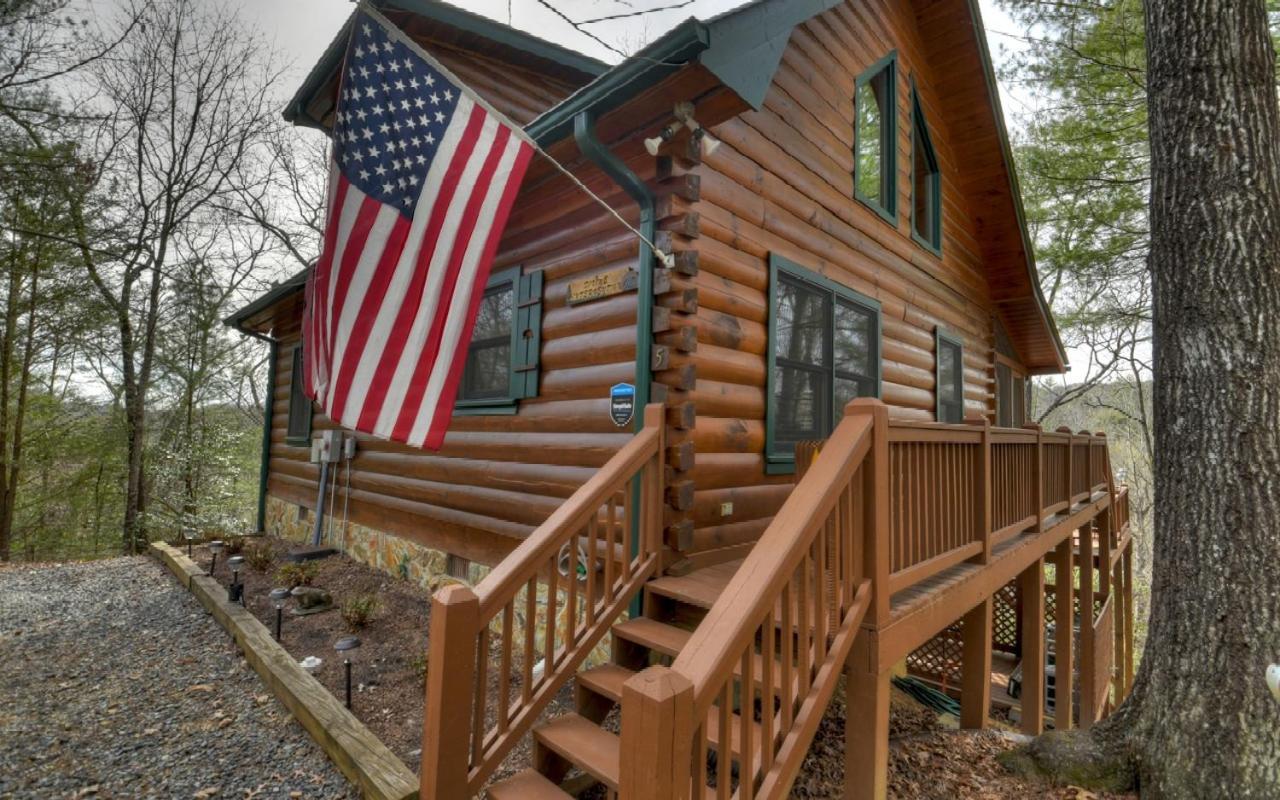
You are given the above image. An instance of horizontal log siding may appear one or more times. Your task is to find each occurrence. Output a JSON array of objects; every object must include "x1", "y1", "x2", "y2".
[
  {"x1": 265, "y1": 150, "x2": 663, "y2": 567},
  {"x1": 676, "y1": 0, "x2": 1028, "y2": 567}
]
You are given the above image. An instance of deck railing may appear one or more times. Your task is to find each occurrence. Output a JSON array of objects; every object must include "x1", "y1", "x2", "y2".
[
  {"x1": 619, "y1": 400, "x2": 883, "y2": 800},
  {"x1": 420, "y1": 405, "x2": 666, "y2": 800}
]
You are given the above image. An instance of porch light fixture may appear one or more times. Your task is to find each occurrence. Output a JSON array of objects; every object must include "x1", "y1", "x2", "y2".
[
  {"x1": 208, "y1": 539, "x2": 225, "y2": 575},
  {"x1": 227, "y1": 555, "x2": 246, "y2": 605},
  {"x1": 334, "y1": 635, "x2": 362, "y2": 710},
  {"x1": 270, "y1": 588, "x2": 290, "y2": 641}
]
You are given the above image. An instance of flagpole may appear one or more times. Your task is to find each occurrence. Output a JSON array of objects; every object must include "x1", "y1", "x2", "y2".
[{"x1": 359, "y1": 2, "x2": 673, "y2": 268}]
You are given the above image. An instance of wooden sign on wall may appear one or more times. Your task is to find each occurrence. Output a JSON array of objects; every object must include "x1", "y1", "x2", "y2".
[{"x1": 567, "y1": 267, "x2": 637, "y2": 305}]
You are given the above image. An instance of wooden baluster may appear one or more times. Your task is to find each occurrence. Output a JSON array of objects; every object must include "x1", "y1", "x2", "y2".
[
  {"x1": 780, "y1": 582, "x2": 794, "y2": 730},
  {"x1": 618, "y1": 665, "x2": 694, "y2": 800},
  {"x1": 717, "y1": 683, "x2": 732, "y2": 800},
  {"x1": 472, "y1": 626, "x2": 489, "y2": 764},
  {"x1": 566, "y1": 531, "x2": 579, "y2": 647},
  {"x1": 546, "y1": 556, "x2": 559, "y2": 674},
  {"x1": 605, "y1": 498, "x2": 617, "y2": 598},
  {"x1": 1053, "y1": 537, "x2": 1075, "y2": 730},
  {"x1": 498, "y1": 603, "x2": 512, "y2": 735},
  {"x1": 420, "y1": 585, "x2": 480, "y2": 800},
  {"x1": 623, "y1": 482, "x2": 634, "y2": 583},
  {"x1": 523, "y1": 577, "x2": 536, "y2": 705},
  {"x1": 761, "y1": 607, "x2": 776, "y2": 775},
  {"x1": 740, "y1": 646, "x2": 755, "y2": 800},
  {"x1": 586, "y1": 517, "x2": 598, "y2": 626},
  {"x1": 797, "y1": 560, "x2": 811, "y2": 688},
  {"x1": 1026, "y1": 424, "x2": 1044, "y2": 532}
]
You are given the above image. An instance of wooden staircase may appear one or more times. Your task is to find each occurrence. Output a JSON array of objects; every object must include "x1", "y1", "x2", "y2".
[{"x1": 487, "y1": 568, "x2": 747, "y2": 799}]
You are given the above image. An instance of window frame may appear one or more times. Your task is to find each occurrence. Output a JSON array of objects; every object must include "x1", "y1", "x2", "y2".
[
  {"x1": 995, "y1": 356, "x2": 1029, "y2": 428},
  {"x1": 455, "y1": 266, "x2": 542, "y2": 416},
  {"x1": 935, "y1": 328, "x2": 965, "y2": 424},
  {"x1": 766, "y1": 254, "x2": 882, "y2": 474},
  {"x1": 853, "y1": 51, "x2": 899, "y2": 227},
  {"x1": 285, "y1": 344, "x2": 312, "y2": 446},
  {"x1": 909, "y1": 82, "x2": 943, "y2": 256}
]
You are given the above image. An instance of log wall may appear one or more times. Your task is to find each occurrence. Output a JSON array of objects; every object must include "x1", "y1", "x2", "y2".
[{"x1": 668, "y1": 0, "x2": 1034, "y2": 570}]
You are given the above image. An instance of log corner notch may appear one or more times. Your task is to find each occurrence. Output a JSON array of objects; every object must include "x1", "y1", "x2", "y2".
[{"x1": 653, "y1": 133, "x2": 703, "y2": 563}]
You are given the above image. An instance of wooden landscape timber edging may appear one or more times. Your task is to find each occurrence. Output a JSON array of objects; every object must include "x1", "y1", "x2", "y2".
[{"x1": 149, "y1": 542, "x2": 418, "y2": 800}]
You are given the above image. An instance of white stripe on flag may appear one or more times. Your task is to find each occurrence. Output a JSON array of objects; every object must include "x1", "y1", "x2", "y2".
[
  {"x1": 341, "y1": 96, "x2": 476, "y2": 426},
  {"x1": 408, "y1": 133, "x2": 526, "y2": 445},
  {"x1": 371, "y1": 113, "x2": 502, "y2": 438},
  {"x1": 323, "y1": 183, "x2": 367, "y2": 351},
  {"x1": 326, "y1": 201, "x2": 400, "y2": 412}
]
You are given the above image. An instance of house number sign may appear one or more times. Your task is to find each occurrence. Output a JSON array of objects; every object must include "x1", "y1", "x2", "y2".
[{"x1": 567, "y1": 267, "x2": 637, "y2": 305}]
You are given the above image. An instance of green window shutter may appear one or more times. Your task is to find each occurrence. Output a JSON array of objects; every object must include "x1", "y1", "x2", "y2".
[
  {"x1": 513, "y1": 270, "x2": 543, "y2": 399},
  {"x1": 286, "y1": 344, "x2": 312, "y2": 445}
]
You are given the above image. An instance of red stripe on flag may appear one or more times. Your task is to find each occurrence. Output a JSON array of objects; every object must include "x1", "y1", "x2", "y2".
[
  {"x1": 327, "y1": 211, "x2": 413, "y2": 424},
  {"x1": 353, "y1": 106, "x2": 489, "y2": 433},
  {"x1": 423, "y1": 141, "x2": 534, "y2": 449},
  {"x1": 391, "y1": 126, "x2": 515, "y2": 443},
  {"x1": 324, "y1": 193, "x2": 383, "y2": 365},
  {"x1": 304, "y1": 177, "x2": 350, "y2": 399}
]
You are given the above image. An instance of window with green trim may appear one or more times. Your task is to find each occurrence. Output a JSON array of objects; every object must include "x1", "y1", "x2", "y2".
[
  {"x1": 996, "y1": 361, "x2": 1029, "y2": 428},
  {"x1": 936, "y1": 330, "x2": 964, "y2": 424},
  {"x1": 286, "y1": 344, "x2": 311, "y2": 445},
  {"x1": 767, "y1": 255, "x2": 881, "y2": 471},
  {"x1": 457, "y1": 266, "x2": 542, "y2": 414},
  {"x1": 911, "y1": 85, "x2": 942, "y2": 253},
  {"x1": 854, "y1": 52, "x2": 898, "y2": 223}
]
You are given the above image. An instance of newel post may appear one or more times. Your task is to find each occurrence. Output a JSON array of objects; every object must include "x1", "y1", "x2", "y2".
[
  {"x1": 847, "y1": 399, "x2": 890, "y2": 624},
  {"x1": 421, "y1": 584, "x2": 480, "y2": 800},
  {"x1": 1024, "y1": 423, "x2": 1044, "y2": 532},
  {"x1": 967, "y1": 413, "x2": 992, "y2": 564},
  {"x1": 619, "y1": 665, "x2": 695, "y2": 800}
]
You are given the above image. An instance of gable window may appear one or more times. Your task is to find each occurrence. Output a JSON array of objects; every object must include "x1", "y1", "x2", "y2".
[
  {"x1": 855, "y1": 52, "x2": 898, "y2": 224},
  {"x1": 456, "y1": 266, "x2": 543, "y2": 414},
  {"x1": 767, "y1": 254, "x2": 881, "y2": 472},
  {"x1": 286, "y1": 344, "x2": 312, "y2": 445},
  {"x1": 911, "y1": 85, "x2": 942, "y2": 254},
  {"x1": 936, "y1": 330, "x2": 964, "y2": 424}
]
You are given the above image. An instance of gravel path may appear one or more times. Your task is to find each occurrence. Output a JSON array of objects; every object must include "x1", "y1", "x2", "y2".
[{"x1": 0, "y1": 557, "x2": 358, "y2": 800}]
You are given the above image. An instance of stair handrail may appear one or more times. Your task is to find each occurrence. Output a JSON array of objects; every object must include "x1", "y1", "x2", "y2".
[
  {"x1": 619, "y1": 399, "x2": 887, "y2": 800},
  {"x1": 421, "y1": 404, "x2": 666, "y2": 800}
]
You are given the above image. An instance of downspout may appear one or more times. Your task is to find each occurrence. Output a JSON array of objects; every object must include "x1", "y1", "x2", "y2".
[
  {"x1": 573, "y1": 110, "x2": 656, "y2": 617},
  {"x1": 241, "y1": 328, "x2": 277, "y2": 535}
]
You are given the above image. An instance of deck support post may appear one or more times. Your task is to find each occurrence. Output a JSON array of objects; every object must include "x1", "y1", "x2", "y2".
[
  {"x1": 420, "y1": 584, "x2": 479, "y2": 800},
  {"x1": 1122, "y1": 540, "x2": 1135, "y2": 693},
  {"x1": 1052, "y1": 536, "x2": 1075, "y2": 729},
  {"x1": 1018, "y1": 558, "x2": 1046, "y2": 734},
  {"x1": 1078, "y1": 523, "x2": 1097, "y2": 729},
  {"x1": 619, "y1": 665, "x2": 694, "y2": 800},
  {"x1": 960, "y1": 597, "x2": 992, "y2": 729},
  {"x1": 845, "y1": 631, "x2": 889, "y2": 800}
]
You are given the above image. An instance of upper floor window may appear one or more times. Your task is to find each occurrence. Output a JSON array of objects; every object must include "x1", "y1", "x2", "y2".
[
  {"x1": 911, "y1": 86, "x2": 942, "y2": 254},
  {"x1": 457, "y1": 267, "x2": 543, "y2": 414},
  {"x1": 767, "y1": 255, "x2": 881, "y2": 472},
  {"x1": 936, "y1": 329, "x2": 964, "y2": 424},
  {"x1": 855, "y1": 52, "x2": 898, "y2": 224},
  {"x1": 286, "y1": 344, "x2": 312, "y2": 445},
  {"x1": 996, "y1": 361, "x2": 1028, "y2": 428}
]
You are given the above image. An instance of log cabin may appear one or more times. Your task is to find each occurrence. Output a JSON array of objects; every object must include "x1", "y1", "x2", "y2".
[{"x1": 227, "y1": 0, "x2": 1136, "y2": 797}]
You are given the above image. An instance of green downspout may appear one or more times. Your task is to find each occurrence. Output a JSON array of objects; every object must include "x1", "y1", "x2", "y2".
[
  {"x1": 573, "y1": 111, "x2": 656, "y2": 619},
  {"x1": 244, "y1": 332, "x2": 278, "y2": 535}
]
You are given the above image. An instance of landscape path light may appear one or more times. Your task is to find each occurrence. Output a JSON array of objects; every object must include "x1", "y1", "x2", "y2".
[
  {"x1": 208, "y1": 540, "x2": 224, "y2": 576},
  {"x1": 334, "y1": 635, "x2": 361, "y2": 710},
  {"x1": 183, "y1": 527, "x2": 196, "y2": 557},
  {"x1": 269, "y1": 588, "x2": 290, "y2": 641},
  {"x1": 227, "y1": 555, "x2": 245, "y2": 605}
]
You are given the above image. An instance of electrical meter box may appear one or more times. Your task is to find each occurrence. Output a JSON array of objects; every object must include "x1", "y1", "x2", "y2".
[{"x1": 309, "y1": 430, "x2": 344, "y2": 463}]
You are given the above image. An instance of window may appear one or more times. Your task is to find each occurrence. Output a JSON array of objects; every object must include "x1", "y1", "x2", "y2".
[
  {"x1": 936, "y1": 330, "x2": 964, "y2": 423},
  {"x1": 911, "y1": 85, "x2": 942, "y2": 254},
  {"x1": 286, "y1": 344, "x2": 311, "y2": 445},
  {"x1": 456, "y1": 266, "x2": 542, "y2": 413},
  {"x1": 996, "y1": 361, "x2": 1029, "y2": 428},
  {"x1": 854, "y1": 52, "x2": 898, "y2": 224},
  {"x1": 767, "y1": 255, "x2": 881, "y2": 471}
]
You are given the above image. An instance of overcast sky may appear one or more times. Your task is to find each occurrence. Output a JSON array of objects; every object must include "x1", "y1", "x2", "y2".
[{"x1": 232, "y1": 0, "x2": 1030, "y2": 114}]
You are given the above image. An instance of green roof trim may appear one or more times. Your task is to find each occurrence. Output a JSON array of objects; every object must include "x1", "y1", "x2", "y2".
[{"x1": 223, "y1": 268, "x2": 309, "y2": 335}]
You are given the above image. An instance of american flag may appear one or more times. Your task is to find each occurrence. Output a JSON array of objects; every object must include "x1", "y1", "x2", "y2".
[{"x1": 303, "y1": 5, "x2": 534, "y2": 450}]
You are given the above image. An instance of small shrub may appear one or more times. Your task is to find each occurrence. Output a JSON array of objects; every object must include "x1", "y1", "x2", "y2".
[
  {"x1": 245, "y1": 543, "x2": 273, "y2": 572},
  {"x1": 340, "y1": 593, "x2": 380, "y2": 631},
  {"x1": 275, "y1": 561, "x2": 318, "y2": 589},
  {"x1": 410, "y1": 653, "x2": 428, "y2": 680},
  {"x1": 396, "y1": 553, "x2": 411, "y2": 581},
  {"x1": 223, "y1": 536, "x2": 245, "y2": 556}
]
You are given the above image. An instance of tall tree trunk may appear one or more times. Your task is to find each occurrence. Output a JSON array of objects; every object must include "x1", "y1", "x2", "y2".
[{"x1": 1121, "y1": 1, "x2": 1280, "y2": 794}]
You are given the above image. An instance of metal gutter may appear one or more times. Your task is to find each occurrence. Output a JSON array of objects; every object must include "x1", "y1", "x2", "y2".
[
  {"x1": 573, "y1": 110, "x2": 655, "y2": 617},
  {"x1": 527, "y1": 19, "x2": 710, "y2": 146},
  {"x1": 256, "y1": 337, "x2": 279, "y2": 534}
]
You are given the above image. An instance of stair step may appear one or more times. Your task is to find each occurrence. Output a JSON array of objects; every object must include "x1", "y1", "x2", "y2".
[
  {"x1": 612, "y1": 617, "x2": 691, "y2": 657},
  {"x1": 534, "y1": 713, "x2": 620, "y2": 790},
  {"x1": 577, "y1": 663, "x2": 634, "y2": 703},
  {"x1": 647, "y1": 560, "x2": 743, "y2": 610},
  {"x1": 486, "y1": 769, "x2": 572, "y2": 800},
  {"x1": 612, "y1": 617, "x2": 798, "y2": 697}
]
